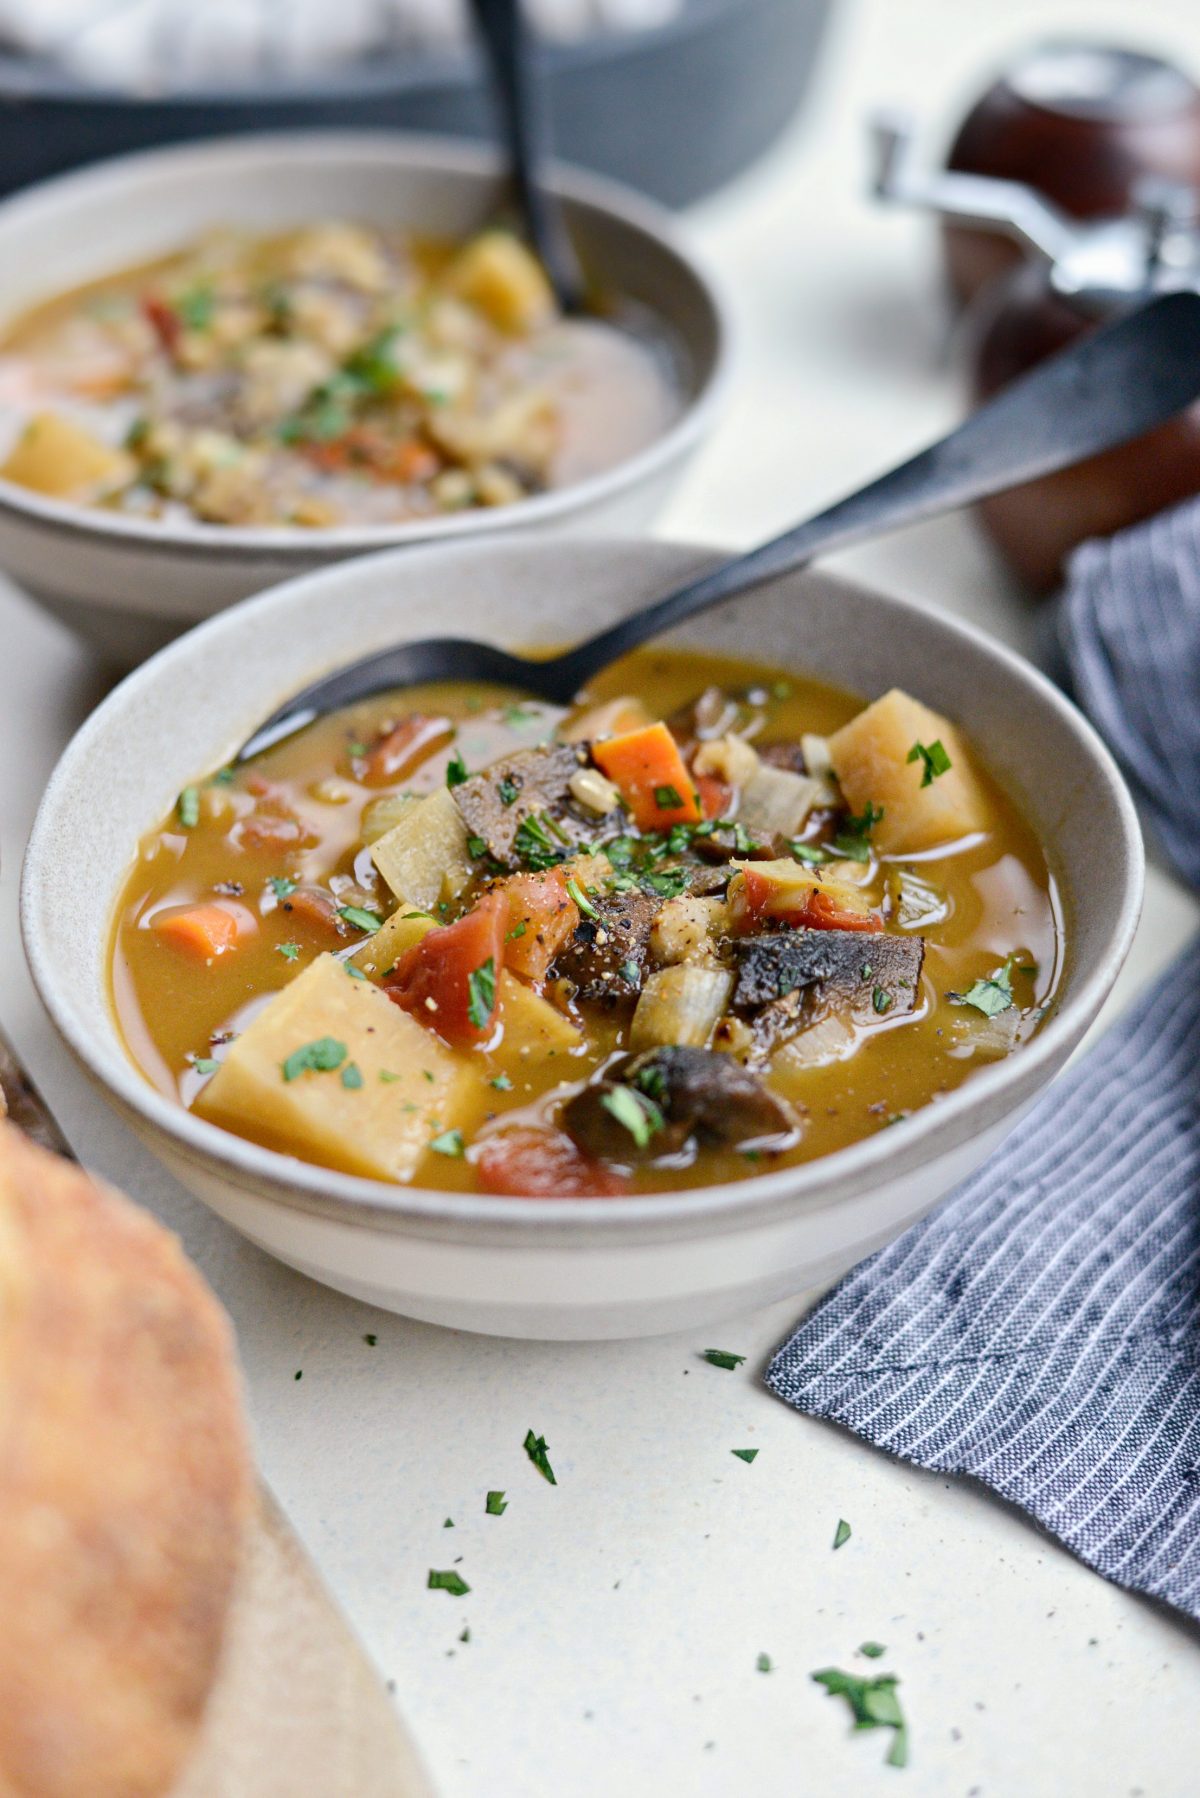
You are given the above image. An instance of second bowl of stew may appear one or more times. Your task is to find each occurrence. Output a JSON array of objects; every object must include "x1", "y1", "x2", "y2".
[{"x1": 22, "y1": 537, "x2": 1142, "y2": 1338}]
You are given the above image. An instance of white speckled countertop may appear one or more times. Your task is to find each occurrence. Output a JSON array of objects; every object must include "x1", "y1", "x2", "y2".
[{"x1": 4, "y1": 1, "x2": 1200, "y2": 1791}]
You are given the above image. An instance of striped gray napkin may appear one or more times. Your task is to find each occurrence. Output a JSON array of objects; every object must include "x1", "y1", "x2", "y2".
[{"x1": 767, "y1": 497, "x2": 1200, "y2": 1619}]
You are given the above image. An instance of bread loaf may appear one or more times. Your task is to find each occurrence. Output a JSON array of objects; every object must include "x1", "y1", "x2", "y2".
[{"x1": 0, "y1": 1122, "x2": 253, "y2": 1798}]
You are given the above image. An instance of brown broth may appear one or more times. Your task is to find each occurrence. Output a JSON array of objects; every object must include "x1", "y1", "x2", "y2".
[{"x1": 109, "y1": 646, "x2": 1062, "y2": 1194}]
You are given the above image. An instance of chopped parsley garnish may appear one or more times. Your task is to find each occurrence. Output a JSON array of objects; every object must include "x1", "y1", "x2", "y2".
[
  {"x1": 467, "y1": 957, "x2": 497, "y2": 1031},
  {"x1": 379, "y1": 1070, "x2": 399, "y2": 1083},
  {"x1": 731, "y1": 1448, "x2": 759, "y2": 1464},
  {"x1": 833, "y1": 801, "x2": 884, "y2": 863},
  {"x1": 811, "y1": 1666, "x2": 908, "y2": 1768},
  {"x1": 833, "y1": 1518, "x2": 852, "y2": 1550},
  {"x1": 177, "y1": 786, "x2": 200, "y2": 829},
  {"x1": 192, "y1": 1057, "x2": 219, "y2": 1076},
  {"x1": 791, "y1": 841, "x2": 830, "y2": 865},
  {"x1": 337, "y1": 904, "x2": 382, "y2": 934},
  {"x1": 490, "y1": 1072, "x2": 513, "y2": 1091},
  {"x1": 872, "y1": 987, "x2": 892, "y2": 1015},
  {"x1": 486, "y1": 1490, "x2": 508, "y2": 1515},
  {"x1": 175, "y1": 284, "x2": 216, "y2": 331},
  {"x1": 619, "y1": 959, "x2": 641, "y2": 986},
  {"x1": 503, "y1": 704, "x2": 535, "y2": 727},
  {"x1": 514, "y1": 812, "x2": 566, "y2": 870},
  {"x1": 211, "y1": 765, "x2": 236, "y2": 786},
  {"x1": 276, "y1": 941, "x2": 301, "y2": 961},
  {"x1": 566, "y1": 876, "x2": 598, "y2": 919},
  {"x1": 281, "y1": 1036, "x2": 347, "y2": 1082},
  {"x1": 467, "y1": 833, "x2": 488, "y2": 859},
  {"x1": 757, "y1": 1653, "x2": 773, "y2": 1673},
  {"x1": 427, "y1": 1569, "x2": 471, "y2": 1597},
  {"x1": 860, "y1": 1642, "x2": 886, "y2": 1659},
  {"x1": 429, "y1": 1129, "x2": 465, "y2": 1157},
  {"x1": 497, "y1": 777, "x2": 520, "y2": 807},
  {"x1": 958, "y1": 955, "x2": 1020, "y2": 1017},
  {"x1": 507, "y1": 921, "x2": 528, "y2": 939},
  {"x1": 641, "y1": 866, "x2": 690, "y2": 900},
  {"x1": 270, "y1": 875, "x2": 297, "y2": 900},
  {"x1": 654, "y1": 783, "x2": 685, "y2": 810},
  {"x1": 341, "y1": 1062, "x2": 364, "y2": 1090},
  {"x1": 345, "y1": 964, "x2": 367, "y2": 980},
  {"x1": 523, "y1": 1429, "x2": 557, "y2": 1485},
  {"x1": 906, "y1": 737, "x2": 952, "y2": 787},
  {"x1": 600, "y1": 1084, "x2": 664, "y2": 1149},
  {"x1": 344, "y1": 327, "x2": 402, "y2": 393},
  {"x1": 702, "y1": 1349, "x2": 746, "y2": 1371},
  {"x1": 446, "y1": 749, "x2": 469, "y2": 787}
]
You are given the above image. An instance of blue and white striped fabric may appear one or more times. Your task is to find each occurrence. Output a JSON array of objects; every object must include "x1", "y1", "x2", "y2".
[{"x1": 767, "y1": 497, "x2": 1200, "y2": 1619}]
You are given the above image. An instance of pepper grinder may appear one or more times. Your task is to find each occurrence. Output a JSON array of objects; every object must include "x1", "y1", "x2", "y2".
[{"x1": 873, "y1": 107, "x2": 1200, "y2": 590}]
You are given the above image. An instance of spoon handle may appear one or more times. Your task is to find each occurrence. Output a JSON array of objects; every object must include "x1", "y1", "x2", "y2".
[
  {"x1": 550, "y1": 289, "x2": 1200, "y2": 696},
  {"x1": 469, "y1": 0, "x2": 585, "y2": 312}
]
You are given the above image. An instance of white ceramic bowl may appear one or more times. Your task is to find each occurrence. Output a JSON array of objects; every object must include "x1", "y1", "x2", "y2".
[
  {"x1": 0, "y1": 133, "x2": 726, "y2": 665},
  {"x1": 22, "y1": 538, "x2": 1143, "y2": 1339}
]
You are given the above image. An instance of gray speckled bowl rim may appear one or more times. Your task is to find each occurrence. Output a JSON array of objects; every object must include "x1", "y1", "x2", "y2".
[
  {"x1": 0, "y1": 130, "x2": 729, "y2": 559},
  {"x1": 22, "y1": 538, "x2": 1144, "y2": 1244}
]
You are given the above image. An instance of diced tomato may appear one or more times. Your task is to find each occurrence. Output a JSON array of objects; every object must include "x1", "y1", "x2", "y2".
[
  {"x1": 731, "y1": 864, "x2": 879, "y2": 934},
  {"x1": 141, "y1": 292, "x2": 181, "y2": 352},
  {"x1": 476, "y1": 1126, "x2": 629, "y2": 1198},
  {"x1": 694, "y1": 771, "x2": 731, "y2": 820},
  {"x1": 151, "y1": 900, "x2": 256, "y2": 959},
  {"x1": 356, "y1": 713, "x2": 455, "y2": 784},
  {"x1": 236, "y1": 813, "x2": 306, "y2": 852},
  {"x1": 498, "y1": 870, "x2": 579, "y2": 982},
  {"x1": 385, "y1": 891, "x2": 507, "y2": 1047},
  {"x1": 592, "y1": 722, "x2": 704, "y2": 830}
]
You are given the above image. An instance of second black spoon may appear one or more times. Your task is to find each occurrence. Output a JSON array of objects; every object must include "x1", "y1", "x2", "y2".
[{"x1": 239, "y1": 290, "x2": 1200, "y2": 761}]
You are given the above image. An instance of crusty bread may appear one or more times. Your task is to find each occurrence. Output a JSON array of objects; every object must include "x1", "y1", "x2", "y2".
[{"x1": 0, "y1": 1122, "x2": 253, "y2": 1798}]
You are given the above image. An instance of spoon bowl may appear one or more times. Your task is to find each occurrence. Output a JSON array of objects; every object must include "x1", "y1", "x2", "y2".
[{"x1": 239, "y1": 290, "x2": 1200, "y2": 760}]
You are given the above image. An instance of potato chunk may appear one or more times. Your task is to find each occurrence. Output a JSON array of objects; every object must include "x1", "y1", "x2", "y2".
[
  {"x1": 197, "y1": 952, "x2": 477, "y2": 1182},
  {"x1": 1, "y1": 411, "x2": 134, "y2": 500},
  {"x1": 827, "y1": 689, "x2": 990, "y2": 854},
  {"x1": 350, "y1": 908, "x2": 436, "y2": 977},
  {"x1": 370, "y1": 786, "x2": 474, "y2": 911},
  {"x1": 493, "y1": 972, "x2": 582, "y2": 1067},
  {"x1": 443, "y1": 231, "x2": 556, "y2": 335}
]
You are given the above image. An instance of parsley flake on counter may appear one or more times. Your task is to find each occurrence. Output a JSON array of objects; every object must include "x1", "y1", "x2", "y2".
[
  {"x1": 177, "y1": 786, "x2": 200, "y2": 829},
  {"x1": 270, "y1": 875, "x2": 297, "y2": 900},
  {"x1": 702, "y1": 1349, "x2": 746, "y2": 1371},
  {"x1": 341, "y1": 1062, "x2": 364, "y2": 1091},
  {"x1": 429, "y1": 1129, "x2": 465, "y2": 1158},
  {"x1": 281, "y1": 1036, "x2": 347, "y2": 1082},
  {"x1": 192, "y1": 1057, "x2": 219, "y2": 1076},
  {"x1": 428, "y1": 1569, "x2": 471, "y2": 1596},
  {"x1": 337, "y1": 904, "x2": 382, "y2": 934},
  {"x1": 523, "y1": 1429, "x2": 557, "y2": 1485},
  {"x1": 833, "y1": 1518, "x2": 852, "y2": 1550},
  {"x1": 363, "y1": 1333, "x2": 377, "y2": 1346},
  {"x1": 276, "y1": 940, "x2": 301, "y2": 961},
  {"x1": 757, "y1": 1653, "x2": 773, "y2": 1674},
  {"x1": 443, "y1": 1517, "x2": 454, "y2": 1529},
  {"x1": 811, "y1": 1666, "x2": 908, "y2": 1768},
  {"x1": 486, "y1": 1490, "x2": 508, "y2": 1515},
  {"x1": 860, "y1": 1642, "x2": 886, "y2": 1659},
  {"x1": 467, "y1": 957, "x2": 497, "y2": 1031},
  {"x1": 459, "y1": 1627, "x2": 471, "y2": 1643},
  {"x1": 600, "y1": 1084, "x2": 663, "y2": 1150},
  {"x1": 446, "y1": 750, "x2": 469, "y2": 788},
  {"x1": 731, "y1": 1448, "x2": 759, "y2": 1464},
  {"x1": 906, "y1": 738, "x2": 952, "y2": 787}
]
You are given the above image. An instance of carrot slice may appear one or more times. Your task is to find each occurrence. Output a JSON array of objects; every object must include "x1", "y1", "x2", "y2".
[
  {"x1": 151, "y1": 901, "x2": 256, "y2": 959},
  {"x1": 591, "y1": 722, "x2": 703, "y2": 830}
]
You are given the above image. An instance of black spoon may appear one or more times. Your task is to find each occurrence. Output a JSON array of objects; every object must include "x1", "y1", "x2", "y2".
[
  {"x1": 239, "y1": 290, "x2": 1200, "y2": 761},
  {"x1": 468, "y1": 0, "x2": 586, "y2": 313}
]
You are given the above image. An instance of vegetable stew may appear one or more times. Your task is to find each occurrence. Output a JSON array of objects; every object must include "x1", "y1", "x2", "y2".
[
  {"x1": 110, "y1": 647, "x2": 1062, "y2": 1197},
  {"x1": 0, "y1": 223, "x2": 678, "y2": 527}
]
